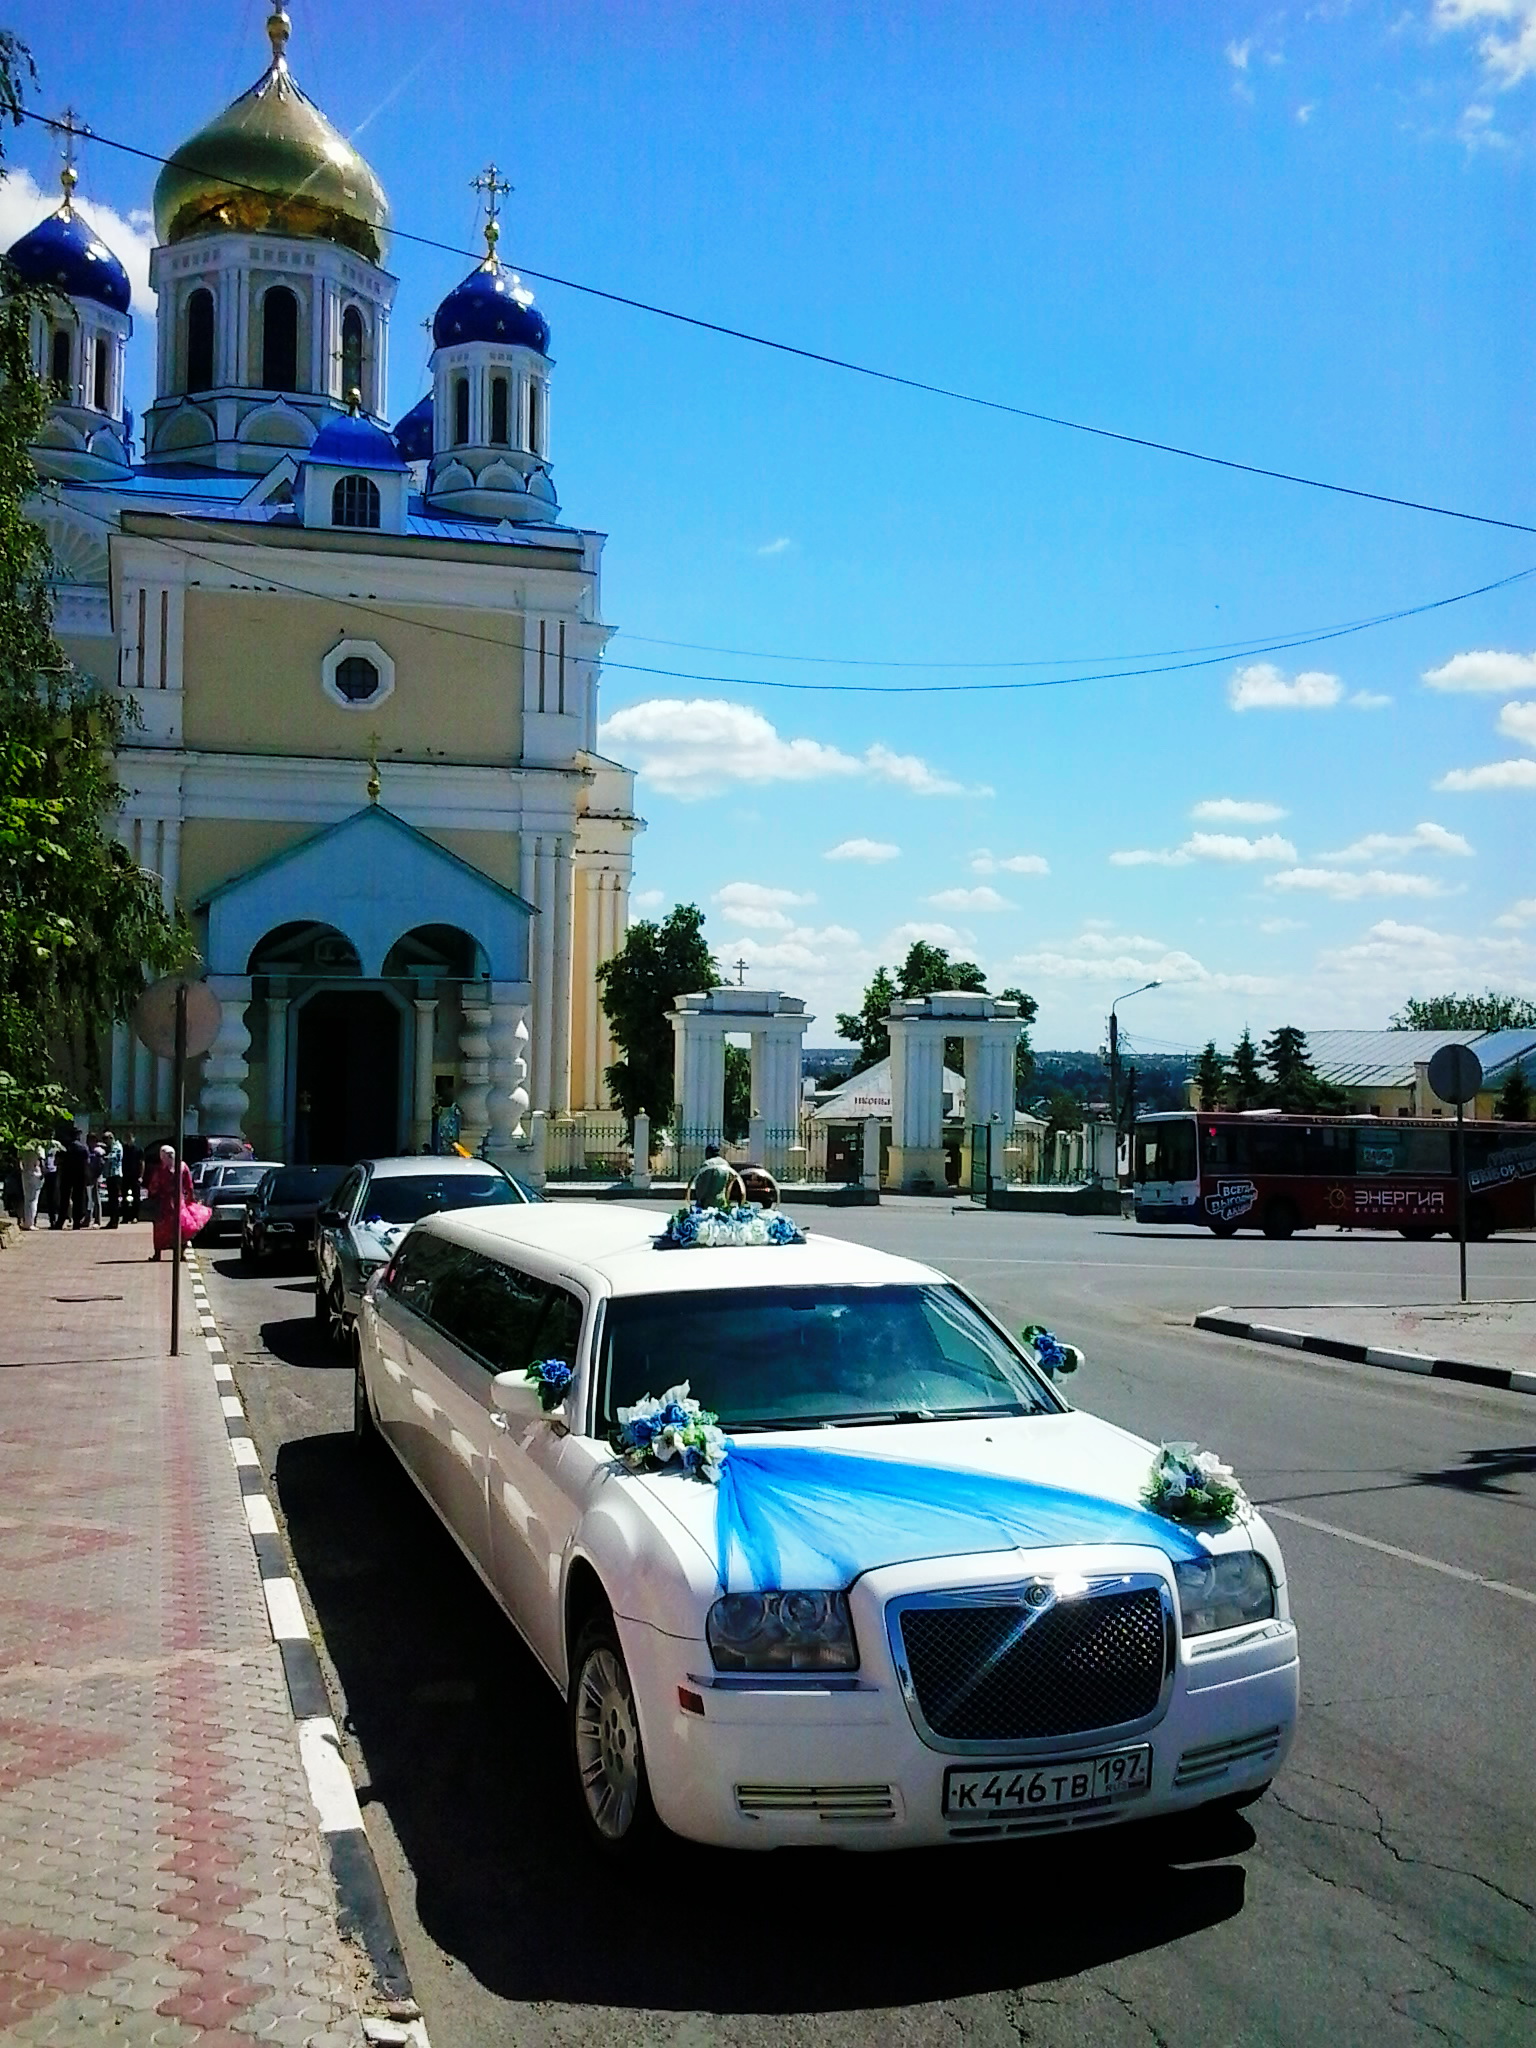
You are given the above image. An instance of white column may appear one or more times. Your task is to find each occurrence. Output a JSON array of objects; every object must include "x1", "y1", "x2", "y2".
[
  {"x1": 458, "y1": 1002, "x2": 492, "y2": 1154},
  {"x1": 486, "y1": 995, "x2": 530, "y2": 1154},
  {"x1": 412, "y1": 997, "x2": 437, "y2": 1153},
  {"x1": 550, "y1": 837, "x2": 574, "y2": 1115},
  {"x1": 596, "y1": 872, "x2": 619, "y2": 1102},
  {"x1": 198, "y1": 977, "x2": 252, "y2": 1138},
  {"x1": 631, "y1": 1110, "x2": 651, "y2": 1189},
  {"x1": 581, "y1": 866, "x2": 601, "y2": 1110},
  {"x1": 863, "y1": 1117, "x2": 882, "y2": 1190},
  {"x1": 532, "y1": 836, "x2": 554, "y2": 1112},
  {"x1": 265, "y1": 996, "x2": 290, "y2": 1153}
]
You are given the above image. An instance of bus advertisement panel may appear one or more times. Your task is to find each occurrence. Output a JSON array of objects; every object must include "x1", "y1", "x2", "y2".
[{"x1": 1132, "y1": 1111, "x2": 1536, "y2": 1240}]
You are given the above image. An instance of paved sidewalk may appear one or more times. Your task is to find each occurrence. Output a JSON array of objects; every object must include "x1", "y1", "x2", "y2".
[{"x1": 0, "y1": 1226, "x2": 366, "y2": 2045}]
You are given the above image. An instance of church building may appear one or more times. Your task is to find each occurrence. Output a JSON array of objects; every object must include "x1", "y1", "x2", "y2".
[{"x1": 11, "y1": 7, "x2": 642, "y2": 1167}]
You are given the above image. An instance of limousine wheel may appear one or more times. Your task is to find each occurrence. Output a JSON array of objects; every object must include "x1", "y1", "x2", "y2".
[
  {"x1": 352, "y1": 1346, "x2": 380, "y2": 1450},
  {"x1": 570, "y1": 1616, "x2": 658, "y2": 1855}
]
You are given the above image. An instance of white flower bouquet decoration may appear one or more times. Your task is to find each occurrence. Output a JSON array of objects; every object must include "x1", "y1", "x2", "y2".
[
  {"x1": 610, "y1": 1382, "x2": 728, "y2": 1485},
  {"x1": 1142, "y1": 1441, "x2": 1248, "y2": 1524}
]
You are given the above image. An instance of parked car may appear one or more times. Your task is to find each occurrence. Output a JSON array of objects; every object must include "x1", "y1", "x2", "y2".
[
  {"x1": 240, "y1": 1164, "x2": 348, "y2": 1270},
  {"x1": 315, "y1": 1156, "x2": 533, "y2": 1348},
  {"x1": 197, "y1": 1159, "x2": 283, "y2": 1242},
  {"x1": 186, "y1": 1134, "x2": 255, "y2": 1169},
  {"x1": 354, "y1": 1204, "x2": 1299, "y2": 1856}
]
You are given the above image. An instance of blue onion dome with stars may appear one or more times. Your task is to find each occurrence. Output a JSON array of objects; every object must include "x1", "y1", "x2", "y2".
[
  {"x1": 307, "y1": 407, "x2": 409, "y2": 470},
  {"x1": 7, "y1": 179, "x2": 131, "y2": 314},
  {"x1": 432, "y1": 173, "x2": 549, "y2": 353},
  {"x1": 392, "y1": 394, "x2": 433, "y2": 463}
]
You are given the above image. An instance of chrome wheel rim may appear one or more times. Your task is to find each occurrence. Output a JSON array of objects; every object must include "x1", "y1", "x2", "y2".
[
  {"x1": 574, "y1": 1647, "x2": 641, "y2": 1840},
  {"x1": 327, "y1": 1280, "x2": 347, "y2": 1346}
]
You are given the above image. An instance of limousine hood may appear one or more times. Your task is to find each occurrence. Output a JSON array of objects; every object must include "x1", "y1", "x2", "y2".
[{"x1": 628, "y1": 1410, "x2": 1247, "y2": 1592}]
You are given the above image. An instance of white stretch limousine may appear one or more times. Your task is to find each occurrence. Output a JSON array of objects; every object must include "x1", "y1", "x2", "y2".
[{"x1": 354, "y1": 1205, "x2": 1298, "y2": 1852}]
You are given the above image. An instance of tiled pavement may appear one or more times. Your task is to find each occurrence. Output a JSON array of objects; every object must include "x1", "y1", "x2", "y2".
[{"x1": 0, "y1": 1226, "x2": 367, "y2": 2045}]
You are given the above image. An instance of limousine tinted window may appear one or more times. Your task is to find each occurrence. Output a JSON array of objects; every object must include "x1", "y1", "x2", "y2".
[{"x1": 431, "y1": 1253, "x2": 547, "y2": 1374}]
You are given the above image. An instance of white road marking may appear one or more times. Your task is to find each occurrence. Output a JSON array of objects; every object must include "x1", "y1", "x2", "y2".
[
  {"x1": 1263, "y1": 1504, "x2": 1536, "y2": 1606},
  {"x1": 263, "y1": 1575, "x2": 310, "y2": 1640},
  {"x1": 228, "y1": 1437, "x2": 260, "y2": 1468},
  {"x1": 243, "y1": 1492, "x2": 278, "y2": 1537},
  {"x1": 205, "y1": 1335, "x2": 224, "y2": 1354},
  {"x1": 212, "y1": 1359, "x2": 235, "y2": 1384},
  {"x1": 296, "y1": 1715, "x2": 366, "y2": 1835},
  {"x1": 220, "y1": 1394, "x2": 244, "y2": 1419}
]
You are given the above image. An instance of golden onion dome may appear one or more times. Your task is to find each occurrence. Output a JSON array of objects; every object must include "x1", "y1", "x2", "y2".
[{"x1": 152, "y1": 8, "x2": 388, "y2": 263}]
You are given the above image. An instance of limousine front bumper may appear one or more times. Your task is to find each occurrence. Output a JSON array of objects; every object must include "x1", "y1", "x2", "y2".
[{"x1": 616, "y1": 1549, "x2": 1299, "y2": 1850}]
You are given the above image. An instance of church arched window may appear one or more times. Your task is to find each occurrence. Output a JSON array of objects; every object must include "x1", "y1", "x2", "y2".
[
  {"x1": 50, "y1": 325, "x2": 72, "y2": 393},
  {"x1": 93, "y1": 336, "x2": 109, "y2": 411},
  {"x1": 186, "y1": 288, "x2": 215, "y2": 392},
  {"x1": 262, "y1": 285, "x2": 299, "y2": 392},
  {"x1": 490, "y1": 374, "x2": 509, "y2": 445},
  {"x1": 452, "y1": 375, "x2": 470, "y2": 446},
  {"x1": 332, "y1": 474, "x2": 381, "y2": 530},
  {"x1": 528, "y1": 380, "x2": 543, "y2": 456},
  {"x1": 341, "y1": 306, "x2": 365, "y2": 402}
]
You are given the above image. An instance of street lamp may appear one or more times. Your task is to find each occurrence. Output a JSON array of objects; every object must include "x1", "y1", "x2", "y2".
[{"x1": 1108, "y1": 981, "x2": 1160, "y2": 1127}]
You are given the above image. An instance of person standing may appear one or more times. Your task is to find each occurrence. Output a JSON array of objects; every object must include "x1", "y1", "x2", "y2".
[
  {"x1": 18, "y1": 1142, "x2": 43, "y2": 1230},
  {"x1": 42, "y1": 1142, "x2": 61, "y2": 1228},
  {"x1": 87, "y1": 1138, "x2": 106, "y2": 1225},
  {"x1": 122, "y1": 1134, "x2": 143, "y2": 1221},
  {"x1": 62, "y1": 1129, "x2": 91, "y2": 1229},
  {"x1": 145, "y1": 1144, "x2": 210, "y2": 1261},
  {"x1": 103, "y1": 1130, "x2": 124, "y2": 1228}
]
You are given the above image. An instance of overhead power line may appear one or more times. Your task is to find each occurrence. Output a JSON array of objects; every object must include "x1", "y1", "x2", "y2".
[
  {"x1": 20, "y1": 104, "x2": 1536, "y2": 541},
  {"x1": 53, "y1": 493, "x2": 1536, "y2": 697}
]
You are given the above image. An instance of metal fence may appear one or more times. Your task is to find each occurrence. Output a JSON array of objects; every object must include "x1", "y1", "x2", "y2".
[{"x1": 544, "y1": 1114, "x2": 632, "y2": 1182}]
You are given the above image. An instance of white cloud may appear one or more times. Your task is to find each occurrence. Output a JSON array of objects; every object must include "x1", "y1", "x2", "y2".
[
  {"x1": 0, "y1": 170, "x2": 157, "y2": 324},
  {"x1": 1496, "y1": 897, "x2": 1536, "y2": 928},
  {"x1": 756, "y1": 536, "x2": 795, "y2": 556},
  {"x1": 1422, "y1": 649, "x2": 1536, "y2": 692},
  {"x1": 1190, "y1": 798, "x2": 1288, "y2": 823},
  {"x1": 597, "y1": 698, "x2": 985, "y2": 800},
  {"x1": 1267, "y1": 867, "x2": 1451, "y2": 900},
  {"x1": 1110, "y1": 832, "x2": 1297, "y2": 867},
  {"x1": 970, "y1": 849, "x2": 1050, "y2": 875},
  {"x1": 927, "y1": 885, "x2": 1011, "y2": 912},
  {"x1": 881, "y1": 921, "x2": 977, "y2": 956},
  {"x1": 1259, "y1": 917, "x2": 1305, "y2": 934},
  {"x1": 1349, "y1": 691, "x2": 1393, "y2": 711},
  {"x1": 1434, "y1": 0, "x2": 1536, "y2": 87},
  {"x1": 1297, "y1": 101, "x2": 1317, "y2": 123},
  {"x1": 629, "y1": 888, "x2": 665, "y2": 915},
  {"x1": 824, "y1": 838, "x2": 899, "y2": 863},
  {"x1": 1497, "y1": 699, "x2": 1536, "y2": 748},
  {"x1": 1007, "y1": 925, "x2": 1277, "y2": 996},
  {"x1": 1226, "y1": 37, "x2": 1253, "y2": 70},
  {"x1": 1314, "y1": 918, "x2": 1535, "y2": 1006},
  {"x1": 1435, "y1": 758, "x2": 1536, "y2": 791},
  {"x1": 713, "y1": 880, "x2": 817, "y2": 930},
  {"x1": 1318, "y1": 821, "x2": 1474, "y2": 862},
  {"x1": 724, "y1": 924, "x2": 862, "y2": 975},
  {"x1": 1228, "y1": 663, "x2": 1345, "y2": 711}
]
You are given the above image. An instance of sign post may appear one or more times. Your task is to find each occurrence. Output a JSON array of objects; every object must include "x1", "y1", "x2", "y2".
[
  {"x1": 1426, "y1": 1044, "x2": 1484, "y2": 1304},
  {"x1": 132, "y1": 975, "x2": 223, "y2": 1354}
]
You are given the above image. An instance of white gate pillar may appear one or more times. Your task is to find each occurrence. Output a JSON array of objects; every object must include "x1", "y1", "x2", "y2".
[{"x1": 668, "y1": 990, "x2": 811, "y2": 1158}]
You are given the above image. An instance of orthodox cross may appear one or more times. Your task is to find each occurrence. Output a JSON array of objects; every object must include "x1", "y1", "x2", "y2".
[
  {"x1": 471, "y1": 163, "x2": 512, "y2": 260},
  {"x1": 54, "y1": 107, "x2": 84, "y2": 210},
  {"x1": 733, "y1": 957, "x2": 748, "y2": 986}
]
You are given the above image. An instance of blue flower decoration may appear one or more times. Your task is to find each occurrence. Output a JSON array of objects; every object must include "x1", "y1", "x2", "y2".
[
  {"x1": 524, "y1": 1356, "x2": 575, "y2": 1412},
  {"x1": 1021, "y1": 1323, "x2": 1073, "y2": 1377}
]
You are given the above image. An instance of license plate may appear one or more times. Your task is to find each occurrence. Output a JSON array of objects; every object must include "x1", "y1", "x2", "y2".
[{"x1": 943, "y1": 1746, "x2": 1152, "y2": 1818}]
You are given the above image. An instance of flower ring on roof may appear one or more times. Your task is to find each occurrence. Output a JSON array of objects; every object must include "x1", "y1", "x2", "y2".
[
  {"x1": 1021, "y1": 1323, "x2": 1075, "y2": 1377},
  {"x1": 524, "y1": 1357, "x2": 574, "y2": 1413},
  {"x1": 1142, "y1": 1442, "x2": 1248, "y2": 1525},
  {"x1": 659, "y1": 1202, "x2": 807, "y2": 1249},
  {"x1": 611, "y1": 1383, "x2": 727, "y2": 1485}
]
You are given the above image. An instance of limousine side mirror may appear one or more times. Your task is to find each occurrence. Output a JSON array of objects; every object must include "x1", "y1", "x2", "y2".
[
  {"x1": 490, "y1": 1371, "x2": 565, "y2": 1429},
  {"x1": 1061, "y1": 1343, "x2": 1086, "y2": 1376}
]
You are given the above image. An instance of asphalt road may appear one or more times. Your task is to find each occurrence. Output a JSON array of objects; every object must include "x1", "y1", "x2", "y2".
[{"x1": 202, "y1": 1206, "x2": 1536, "y2": 2048}]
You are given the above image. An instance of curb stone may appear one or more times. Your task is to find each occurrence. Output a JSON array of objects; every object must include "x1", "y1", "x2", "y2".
[
  {"x1": 188, "y1": 1252, "x2": 432, "y2": 2048},
  {"x1": 1194, "y1": 1306, "x2": 1536, "y2": 1396}
]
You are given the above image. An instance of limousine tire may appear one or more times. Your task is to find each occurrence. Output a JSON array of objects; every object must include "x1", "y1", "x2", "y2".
[
  {"x1": 352, "y1": 1345, "x2": 381, "y2": 1451},
  {"x1": 569, "y1": 1616, "x2": 659, "y2": 1857}
]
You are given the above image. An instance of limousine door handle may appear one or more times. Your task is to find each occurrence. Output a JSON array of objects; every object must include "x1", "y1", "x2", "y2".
[{"x1": 488, "y1": 1409, "x2": 509, "y2": 1431}]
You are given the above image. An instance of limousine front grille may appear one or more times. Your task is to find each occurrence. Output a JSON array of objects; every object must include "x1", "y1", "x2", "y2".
[{"x1": 896, "y1": 1588, "x2": 1167, "y2": 1744}]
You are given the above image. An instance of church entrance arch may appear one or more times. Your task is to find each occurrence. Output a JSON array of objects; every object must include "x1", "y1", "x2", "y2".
[{"x1": 293, "y1": 987, "x2": 404, "y2": 1164}]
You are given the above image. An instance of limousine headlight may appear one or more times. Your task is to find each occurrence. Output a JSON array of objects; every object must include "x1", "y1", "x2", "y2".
[
  {"x1": 1174, "y1": 1552, "x2": 1276, "y2": 1636},
  {"x1": 707, "y1": 1589, "x2": 858, "y2": 1672}
]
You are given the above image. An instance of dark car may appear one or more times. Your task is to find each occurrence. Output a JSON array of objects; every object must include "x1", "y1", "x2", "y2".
[
  {"x1": 198, "y1": 1159, "x2": 282, "y2": 1243},
  {"x1": 241, "y1": 1164, "x2": 349, "y2": 1269}
]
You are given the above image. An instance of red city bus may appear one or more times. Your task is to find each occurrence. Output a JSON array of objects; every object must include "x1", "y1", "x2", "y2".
[{"x1": 1133, "y1": 1109, "x2": 1536, "y2": 1240}]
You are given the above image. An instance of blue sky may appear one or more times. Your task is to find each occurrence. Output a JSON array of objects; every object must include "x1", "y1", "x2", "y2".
[{"x1": 8, "y1": 1, "x2": 1534, "y2": 1052}]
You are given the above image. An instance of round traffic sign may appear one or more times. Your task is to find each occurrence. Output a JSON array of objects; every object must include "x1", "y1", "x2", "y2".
[
  {"x1": 1427, "y1": 1042, "x2": 1483, "y2": 1107},
  {"x1": 132, "y1": 976, "x2": 223, "y2": 1061}
]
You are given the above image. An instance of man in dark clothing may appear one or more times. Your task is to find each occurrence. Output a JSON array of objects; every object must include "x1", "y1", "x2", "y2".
[
  {"x1": 62, "y1": 1132, "x2": 91, "y2": 1229},
  {"x1": 122, "y1": 1136, "x2": 143, "y2": 1222}
]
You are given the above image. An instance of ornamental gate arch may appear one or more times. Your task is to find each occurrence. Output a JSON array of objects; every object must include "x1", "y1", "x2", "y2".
[
  {"x1": 886, "y1": 992, "x2": 1024, "y2": 1193},
  {"x1": 667, "y1": 989, "x2": 811, "y2": 1177}
]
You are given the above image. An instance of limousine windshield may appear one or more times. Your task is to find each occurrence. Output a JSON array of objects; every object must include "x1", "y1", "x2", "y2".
[
  {"x1": 361, "y1": 1171, "x2": 522, "y2": 1225},
  {"x1": 598, "y1": 1283, "x2": 1060, "y2": 1431}
]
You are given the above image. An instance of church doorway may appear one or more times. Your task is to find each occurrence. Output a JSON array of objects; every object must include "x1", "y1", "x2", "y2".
[{"x1": 294, "y1": 990, "x2": 402, "y2": 1165}]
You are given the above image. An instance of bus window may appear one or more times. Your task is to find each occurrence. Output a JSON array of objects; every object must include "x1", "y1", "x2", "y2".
[
  {"x1": 1135, "y1": 1118, "x2": 1196, "y2": 1182},
  {"x1": 1358, "y1": 1129, "x2": 1451, "y2": 1176},
  {"x1": 1202, "y1": 1124, "x2": 1248, "y2": 1171},
  {"x1": 1304, "y1": 1125, "x2": 1355, "y2": 1176},
  {"x1": 1247, "y1": 1126, "x2": 1306, "y2": 1175}
]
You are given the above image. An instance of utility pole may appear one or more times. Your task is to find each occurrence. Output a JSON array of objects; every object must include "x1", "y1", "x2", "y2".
[{"x1": 1108, "y1": 980, "x2": 1161, "y2": 1130}]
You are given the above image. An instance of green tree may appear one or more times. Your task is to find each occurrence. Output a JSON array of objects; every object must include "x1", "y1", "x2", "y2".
[
  {"x1": 1260, "y1": 1025, "x2": 1347, "y2": 1112},
  {"x1": 999, "y1": 985, "x2": 1039, "y2": 1104},
  {"x1": 1391, "y1": 992, "x2": 1536, "y2": 1030},
  {"x1": 723, "y1": 1042, "x2": 751, "y2": 1141},
  {"x1": 595, "y1": 903, "x2": 719, "y2": 1127},
  {"x1": 1226, "y1": 1029, "x2": 1264, "y2": 1111},
  {"x1": 1194, "y1": 1040, "x2": 1226, "y2": 1111},
  {"x1": 1043, "y1": 1088, "x2": 1083, "y2": 1140},
  {"x1": 896, "y1": 940, "x2": 986, "y2": 999},
  {"x1": 1495, "y1": 1063, "x2": 1532, "y2": 1122},
  {"x1": 835, "y1": 964, "x2": 897, "y2": 1069},
  {"x1": 0, "y1": 47, "x2": 188, "y2": 1149}
]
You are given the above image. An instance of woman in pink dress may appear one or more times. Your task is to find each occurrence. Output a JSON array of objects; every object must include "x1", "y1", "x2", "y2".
[{"x1": 144, "y1": 1145, "x2": 211, "y2": 1260}]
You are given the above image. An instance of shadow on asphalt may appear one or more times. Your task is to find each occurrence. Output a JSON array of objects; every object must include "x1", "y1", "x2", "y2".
[
  {"x1": 1413, "y1": 1444, "x2": 1536, "y2": 1496},
  {"x1": 274, "y1": 1429, "x2": 1252, "y2": 2015}
]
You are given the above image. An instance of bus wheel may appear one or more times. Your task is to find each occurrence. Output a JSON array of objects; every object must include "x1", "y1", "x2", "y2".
[
  {"x1": 1262, "y1": 1200, "x2": 1297, "y2": 1240},
  {"x1": 1399, "y1": 1225, "x2": 1436, "y2": 1242},
  {"x1": 1466, "y1": 1203, "x2": 1494, "y2": 1243},
  {"x1": 1208, "y1": 1221, "x2": 1239, "y2": 1238}
]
